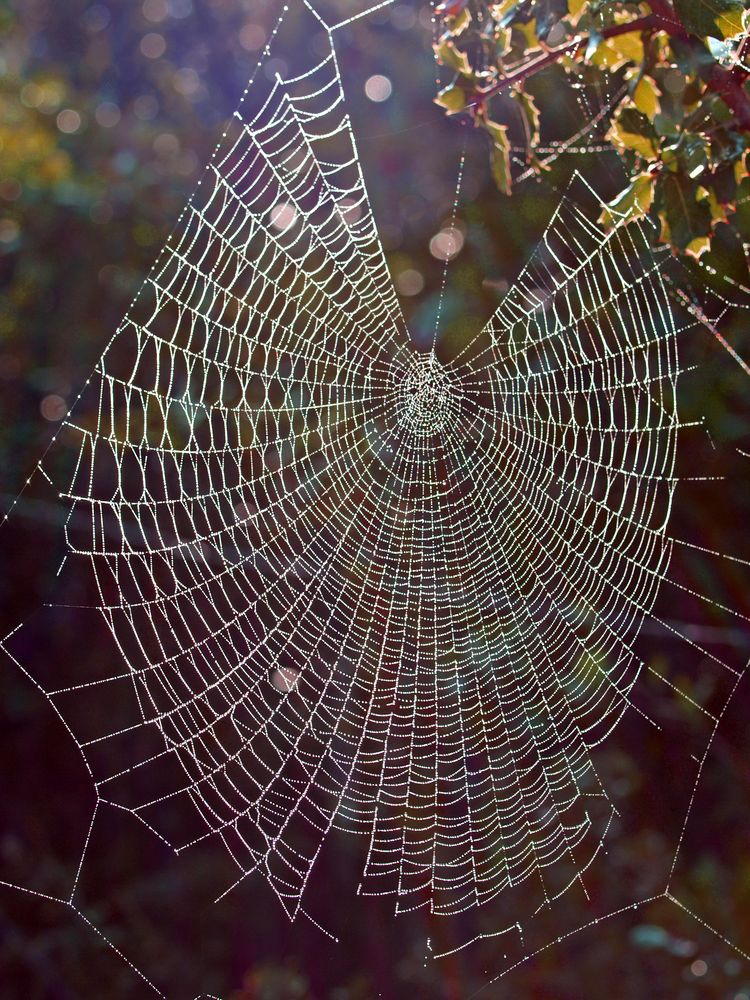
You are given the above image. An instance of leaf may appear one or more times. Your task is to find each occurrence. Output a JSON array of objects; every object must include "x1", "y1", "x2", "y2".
[
  {"x1": 685, "y1": 234, "x2": 711, "y2": 258},
  {"x1": 434, "y1": 83, "x2": 467, "y2": 112},
  {"x1": 661, "y1": 172, "x2": 712, "y2": 250},
  {"x1": 653, "y1": 112, "x2": 680, "y2": 141},
  {"x1": 490, "y1": 0, "x2": 518, "y2": 19},
  {"x1": 607, "y1": 107, "x2": 658, "y2": 158},
  {"x1": 499, "y1": 0, "x2": 534, "y2": 28},
  {"x1": 673, "y1": 0, "x2": 745, "y2": 40},
  {"x1": 515, "y1": 87, "x2": 541, "y2": 147},
  {"x1": 486, "y1": 121, "x2": 512, "y2": 194},
  {"x1": 514, "y1": 18, "x2": 541, "y2": 50},
  {"x1": 446, "y1": 6, "x2": 472, "y2": 35},
  {"x1": 599, "y1": 173, "x2": 655, "y2": 229},
  {"x1": 567, "y1": 0, "x2": 587, "y2": 23},
  {"x1": 631, "y1": 75, "x2": 661, "y2": 118},
  {"x1": 590, "y1": 32, "x2": 644, "y2": 71},
  {"x1": 735, "y1": 155, "x2": 749, "y2": 185},
  {"x1": 697, "y1": 183, "x2": 730, "y2": 225},
  {"x1": 711, "y1": 162, "x2": 738, "y2": 204},
  {"x1": 495, "y1": 26, "x2": 512, "y2": 55},
  {"x1": 434, "y1": 38, "x2": 473, "y2": 75}
]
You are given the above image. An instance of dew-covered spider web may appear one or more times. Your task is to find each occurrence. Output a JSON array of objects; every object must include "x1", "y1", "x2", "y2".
[{"x1": 2, "y1": 0, "x2": 750, "y2": 994}]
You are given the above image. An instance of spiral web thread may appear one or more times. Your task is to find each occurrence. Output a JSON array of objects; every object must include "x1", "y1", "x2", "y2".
[
  {"x1": 19, "y1": 13, "x2": 681, "y2": 925},
  {"x1": 4, "y1": 2, "x2": 750, "y2": 987}
]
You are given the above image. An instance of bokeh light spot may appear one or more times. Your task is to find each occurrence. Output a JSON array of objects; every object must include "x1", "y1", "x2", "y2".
[
  {"x1": 429, "y1": 226, "x2": 464, "y2": 261},
  {"x1": 40, "y1": 394, "x2": 67, "y2": 422},
  {"x1": 269, "y1": 202, "x2": 297, "y2": 231},
  {"x1": 95, "y1": 101, "x2": 121, "y2": 127},
  {"x1": 0, "y1": 219, "x2": 20, "y2": 246},
  {"x1": 153, "y1": 132, "x2": 180, "y2": 156},
  {"x1": 690, "y1": 960, "x2": 708, "y2": 977},
  {"x1": 173, "y1": 67, "x2": 200, "y2": 96},
  {"x1": 240, "y1": 23, "x2": 266, "y2": 52},
  {"x1": 20, "y1": 83, "x2": 42, "y2": 108},
  {"x1": 56, "y1": 109, "x2": 82, "y2": 134},
  {"x1": 140, "y1": 32, "x2": 166, "y2": 59},
  {"x1": 169, "y1": 0, "x2": 192, "y2": 17},
  {"x1": 82, "y1": 4, "x2": 111, "y2": 32},
  {"x1": 264, "y1": 57, "x2": 289, "y2": 81},
  {"x1": 0, "y1": 180, "x2": 22, "y2": 202},
  {"x1": 396, "y1": 268, "x2": 424, "y2": 296},
  {"x1": 271, "y1": 667, "x2": 300, "y2": 693},
  {"x1": 391, "y1": 5, "x2": 417, "y2": 29},
  {"x1": 142, "y1": 0, "x2": 169, "y2": 22},
  {"x1": 338, "y1": 198, "x2": 362, "y2": 226},
  {"x1": 364, "y1": 74, "x2": 392, "y2": 102}
]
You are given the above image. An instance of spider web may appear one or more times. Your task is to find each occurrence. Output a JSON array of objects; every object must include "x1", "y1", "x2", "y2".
[{"x1": 2, "y1": 0, "x2": 749, "y2": 993}]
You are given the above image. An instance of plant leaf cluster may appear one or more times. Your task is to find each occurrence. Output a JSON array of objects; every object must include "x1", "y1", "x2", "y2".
[{"x1": 433, "y1": 0, "x2": 750, "y2": 258}]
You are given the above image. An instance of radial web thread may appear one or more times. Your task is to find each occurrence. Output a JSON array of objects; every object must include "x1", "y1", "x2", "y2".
[{"x1": 10, "y1": 16, "x2": 693, "y2": 931}]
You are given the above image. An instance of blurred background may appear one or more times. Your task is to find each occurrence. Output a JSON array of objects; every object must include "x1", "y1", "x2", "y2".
[{"x1": 1, "y1": 1, "x2": 750, "y2": 997}]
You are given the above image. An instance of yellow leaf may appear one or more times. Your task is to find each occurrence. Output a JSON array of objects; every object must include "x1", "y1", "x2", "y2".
[
  {"x1": 599, "y1": 173, "x2": 655, "y2": 229},
  {"x1": 567, "y1": 0, "x2": 587, "y2": 23},
  {"x1": 715, "y1": 9, "x2": 745, "y2": 39},
  {"x1": 434, "y1": 84, "x2": 467, "y2": 112},
  {"x1": 486, "y1": 122, "x2": 512, "y2": 194},
  {"x1": 697, "y1": 185, "x2": 730, "y2": 226},
  {"x1": 685, "y1": 235, "x2": 711, "y2": 258},
  {"x1": 659, "y1": 213, "x2": 672, "y2": 245},
  {"x1": 447, "y1": 7, "x2": 471, "y2": 35},
  {"x1": 489, "y1": 0, "x2": 515, "y2": 17},
  {"x1": 607, "y1": 120, "x2": 657, "y2": 158},
  {"x1": 609, "y1": 33, "x2": 644, "y2": 66},
  {"x1": 631, "y1": 76, "x2": 661, "y2": 117},
  {"x1": 434, "y1": 38, "x2": 472, "y2": 75},
  {"x1": 591, "y1": 33, "x2": 643, "y2": 71}
]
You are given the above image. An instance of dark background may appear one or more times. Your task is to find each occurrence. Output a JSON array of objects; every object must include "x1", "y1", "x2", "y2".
[{"x1": 1, "y1": 1, "x2": 750, "y2": 997}]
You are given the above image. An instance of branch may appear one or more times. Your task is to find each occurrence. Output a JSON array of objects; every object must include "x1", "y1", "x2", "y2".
[
  {"x1": 644, "y1": 0, "x2": 689, "y2": 39},
  {"x1": 470, "y1": 14, "x2": 661, "y2": 107},
  {"x1": 463, "y1": 3, "x2": 750, "y2": 133}
]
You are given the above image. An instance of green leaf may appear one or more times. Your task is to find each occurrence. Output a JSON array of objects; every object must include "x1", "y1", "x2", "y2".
[
  {"x1": 486, "y1": 121, "x2": 512, "y2": 194},
  {"x1": 434, "y1": 83, "x2": 467, "y2": 112},
  {"x1": 673, "y1": 0, "x2": 745, "y2": 40},
  {"x1": 608, "y1": 107, "x2": 658, "y2": 158},
  {"x1": 661, "y1": 172, "x2": 712, "y2": 250},
  {"x1": 516, "y1": 88, "x2": 541, "y2": 147},
  {"x1": 434, "y1": 37, "x2": 473, "y2": 75},
  {"x1": 599, "y1": 173, "x2": 656, "y2": 229}
]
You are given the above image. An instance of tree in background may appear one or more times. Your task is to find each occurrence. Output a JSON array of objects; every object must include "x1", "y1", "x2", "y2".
[{"x1": 434, "y1": 0, "x2": 749, "y2": 259}]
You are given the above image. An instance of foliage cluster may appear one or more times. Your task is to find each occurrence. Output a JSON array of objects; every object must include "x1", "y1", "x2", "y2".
[{"x1": 434, "y1": 0, "x2": 750, "y2": 258}]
